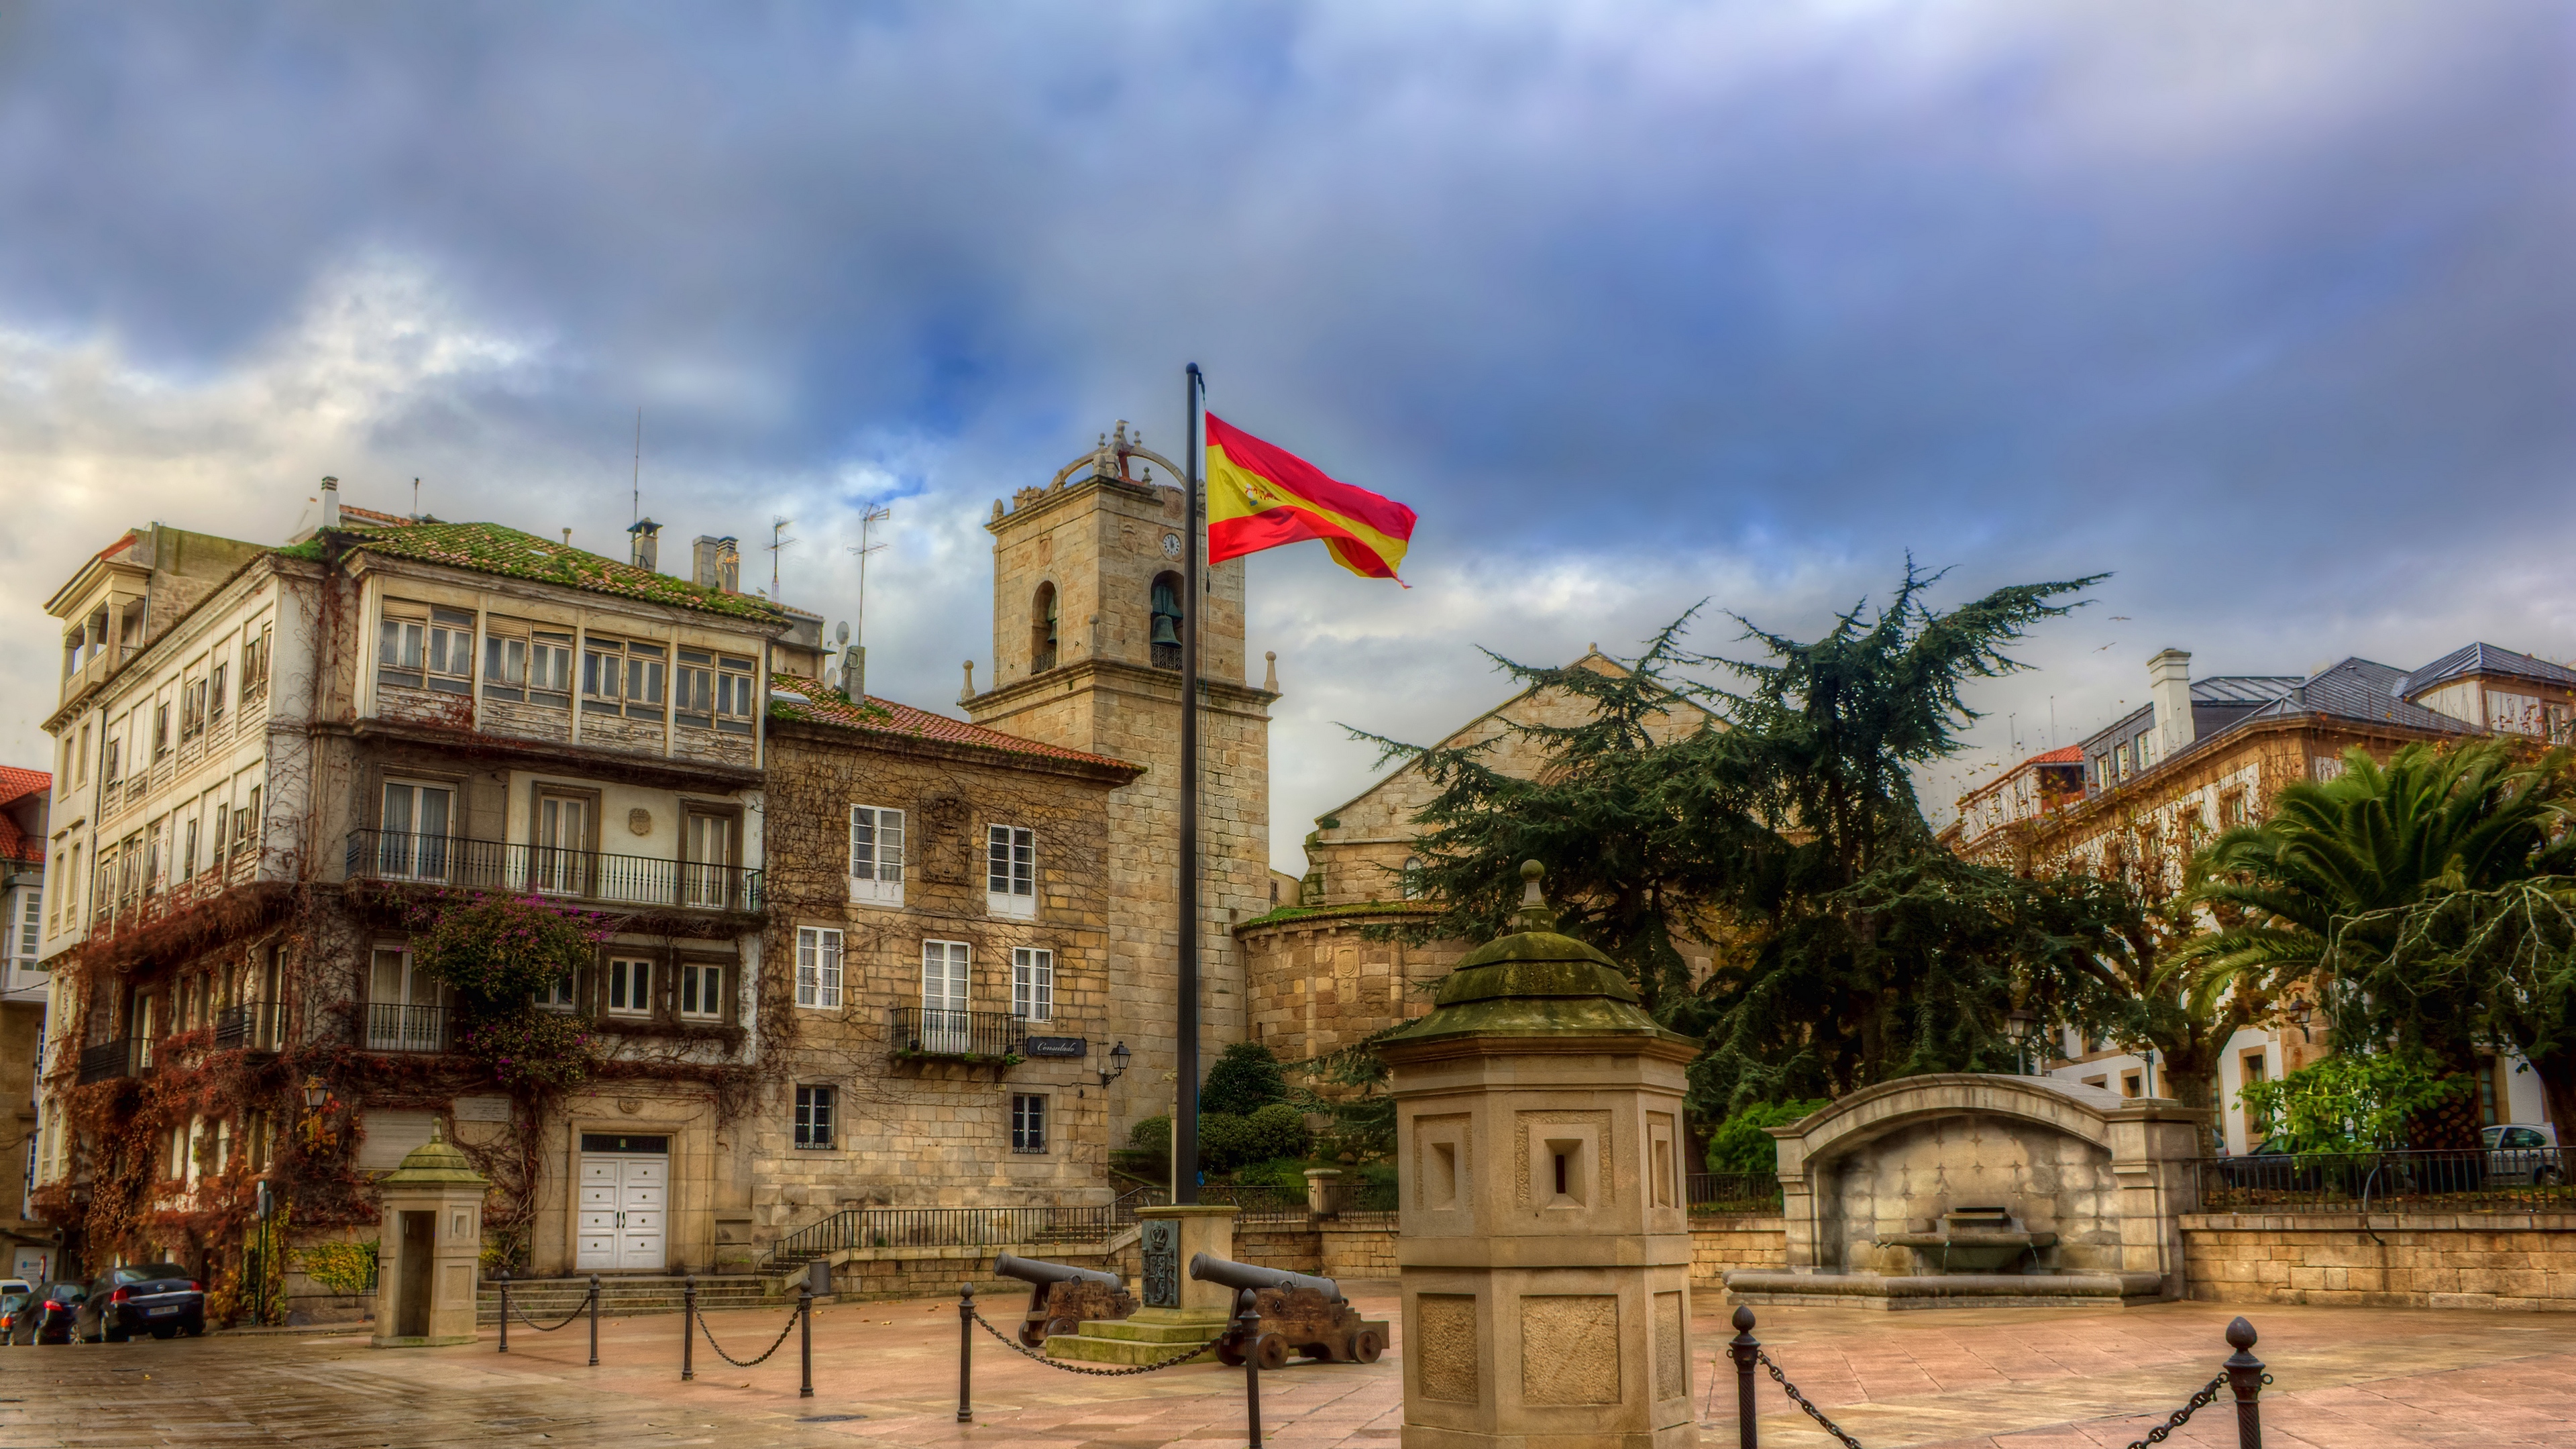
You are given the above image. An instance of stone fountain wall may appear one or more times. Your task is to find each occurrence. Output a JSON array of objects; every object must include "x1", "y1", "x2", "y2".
[{"x1": 1815, "y1": 1112, "x2": 2123, "y2": 1274}]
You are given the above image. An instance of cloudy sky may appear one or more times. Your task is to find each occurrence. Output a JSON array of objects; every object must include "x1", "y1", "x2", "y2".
[{"x1": 2, "y1": 2, "x2": 2569, "y2": 865}]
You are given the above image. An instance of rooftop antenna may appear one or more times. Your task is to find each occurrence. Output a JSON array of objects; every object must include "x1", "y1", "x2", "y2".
[
  {"x1": 845, "y1": 503, "x2": 892, "y2": 647},
  {"x1": 631, "y1": 407, "x2": 643, "y2": 526},
  {"x1": 767, "y1": 515, "x2": 798, "y2": 598}
]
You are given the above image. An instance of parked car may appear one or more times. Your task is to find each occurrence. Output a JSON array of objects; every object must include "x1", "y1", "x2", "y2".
[
  {"x1": 2485, "y1": 1123, "x2": 2562, "y2": 1185},
  {"x1": 74, "y1": 1264, "x2": 205, "y2": 1342},
  {"x1": 0, "y1": 1289, "x2": 32, "y2": 1345},
  {"x1": 28, "y1": 1283, "x2": 86, "y2": 1344},
  {"x1": 2210, "y1": 1138, "x2": 2321, "y2": 1195}
]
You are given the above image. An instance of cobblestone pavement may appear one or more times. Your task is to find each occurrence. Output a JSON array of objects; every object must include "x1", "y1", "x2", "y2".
[{"x1": 3, "y1": 1287, "x2": 2571, "y2": 1447}]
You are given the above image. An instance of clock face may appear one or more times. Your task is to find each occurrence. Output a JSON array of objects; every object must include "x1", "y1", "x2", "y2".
[{"x1": 1161, "y1": 532, "x2": 1183, "y2": 559}]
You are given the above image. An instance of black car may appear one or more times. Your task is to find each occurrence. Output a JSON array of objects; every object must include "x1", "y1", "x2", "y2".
[
  {"x1": 74, "y1": 1264, "x2": 205, "y2": 1342},
  {"x1": 27, "y1": 1283, "x2": 87, "y2": 1344}
]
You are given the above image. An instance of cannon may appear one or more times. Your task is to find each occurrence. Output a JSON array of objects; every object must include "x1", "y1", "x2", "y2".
[
  {"x1": 1188, "y1": 1252, "x2": 1388, "y2": 1368},
  {"x1": 993, "y1": 1252, "x2": 1136, "y2": 1349}
]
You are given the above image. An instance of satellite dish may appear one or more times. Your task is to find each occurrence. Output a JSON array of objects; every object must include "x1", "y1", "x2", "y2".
[{"x1": 835, "y1": 621, "x2": 851, "y2": 645}]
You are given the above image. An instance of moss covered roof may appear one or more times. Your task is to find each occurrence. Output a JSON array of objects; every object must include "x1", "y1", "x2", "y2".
[
  {"x1": 1236, "y1": 900, "x2": 1438, "y2": 931},
  {"x1": 341, "y1": 521, "x2": 791, "y2": 623}
]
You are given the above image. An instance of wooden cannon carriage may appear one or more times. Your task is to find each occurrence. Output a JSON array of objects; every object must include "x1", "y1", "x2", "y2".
[
  {"x1": 993, "y1": 1252, "x2": 1137, "y2": 1349},
  {"x1": 1188, "y1": 1252, "x2": 1388, "y2": 1368}
]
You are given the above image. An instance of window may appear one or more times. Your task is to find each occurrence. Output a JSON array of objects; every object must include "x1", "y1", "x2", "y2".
[
  {"x1": 180, "y1": 818, "x2": 199, "y2": 881},
  {"x1": 237, "y1": 784, "x2": 260, "y2": 858},
  {"x1": 426, "y1": 607, "x2": 475, "y2": 694},
  {"x1": 582, "y1": 637, "x2": 625, "y2": 712},
  {"x1": 240, "y1": 625, "x2": 271, "y2": 704},
  {"x1": 378, "y1": 782, "x2": 454, "y2": 880},
  {"x1": 378, "y1": 600, "x2": 428, "y2": 689},
  {"x1": 2113, "y1": 743, "x2": 2130, "y2": 779},
  {"x1": 606, "y1": 956, "x2": 655, "y2": 1016},
  {"x1": 101, "y1": 723, "x2": 123, "y2": 790},
  {"x1": 1150, "y1": 572, "x2": 1184, "y2": 671},
  {"x1": 922, "y1": 940, "x2": 971, "y2": 1051},
  {"x1": 180, "y1": 674, "x2": 207, "y2": 741},
  {"x1": 715, "y1": 655, "x2": 758, "y2": 735},
  {"x1": 1011, "y1": 947, "x2": 1053, "y2": 1022},
  {"x1": 2238, "y1": 1050, "x2": 2269, "y2": 1146},
  {"x1": 142, "y1": 820, "x2": 164, "y2": 896},
  {"x1": 533, "y1": 792, "x2": 591, "y2": 896},
  {"x1": 795, "y1": 926, "x2": 843, "y2": 1009},
  {"x1": 2310, "y1": 755, "x2": 2345, "y2": 783},
  {"x1": 2220, "y1": 789, "x2": 2250, "y2": 828},
  {"x1": 2488, "y1": 689, "x2": 2545, "y2": 737},
  {"x1": 680, "y1": 960, "x2": 726, "y2": 1020},
  {"x1": 626, "y1": 640, "x2": 666, "y2": 711},
  {"x1": 483, "y1": 618, "x2": 530, "y2": 702},
  {"x1": 675, "y1": 649, "x2": 715, "y2": 727},
  {"x1": 16, "y1": 891, "x2": 38, "y2": 961},
  {"x1": 75, "y1": 722, "x2": 89, "y2": 785},
  {"x1": 207, "y1": 662, "x2": 227, "y2": 724},
  {"x1": 153, "y1": 702, "x2": 172, "y2": 760},
  {"x1": 848, "y1": 806, "x2": 906, "y2": 906},
  {"x1": 1011, "y1": 1094, "x2": 1047, "y2": 1155},
  {"x1": 794, "y1": 1085, "x2": 835, "y2": 1150},
  {"x1": 210, "y1": 804, "x2": 229, "y2": 864},
  {"x1": 683, "y1": 810, "x2": 736, "y2": 908},
  {"x1": 1031, "y1": 583, "x2": 1059, "y2": 674},
  {"x1": 367, "y1": 946, "x2": 443, "y2": 1052},
  {"x1": 1400, "y1": 855, "x2": 1422, "y2": 900},
  {"x1": 535, "y1": 966, "x2": 581, "y2": 1012},
  {"x1": 987, "y1": 825, "x2": 1036, "y2": 918}
]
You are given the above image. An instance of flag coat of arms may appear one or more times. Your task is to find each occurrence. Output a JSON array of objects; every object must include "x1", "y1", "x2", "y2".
[{"x1": 1203, "y1": 413, "x2": 1416, "y2": 582}]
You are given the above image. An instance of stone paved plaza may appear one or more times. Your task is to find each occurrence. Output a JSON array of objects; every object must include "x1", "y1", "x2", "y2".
[{"x1": 5, "y1": 1285, "x2": 2574, "y2": 1447}]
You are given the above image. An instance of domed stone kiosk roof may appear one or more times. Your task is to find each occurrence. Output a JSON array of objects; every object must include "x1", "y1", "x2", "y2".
[
  {"x1": 1379, "y1": 862, "x2": 1693, "y2": 1049},
  {"x1": 380, "y1": 1121, "x2": 490, "y2": 1188}
]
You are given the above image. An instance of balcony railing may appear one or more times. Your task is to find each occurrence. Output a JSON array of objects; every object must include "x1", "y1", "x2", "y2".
[
  {"x1": 215, "y1": 1000, "x2": 287, "y2": 1053},
  {"x1": 78, "y1": 1038, "x2": 146, "y2": 1085},
  {"x1": 345, "y1": 830, "x2": 762, "y2": 912},
  {"x1": 363, "y1": 1004, "x2": 447, "y2": 1054},
  {"x1": 889, "y1": 1008, "x2": 1027, "y2": 1059}
]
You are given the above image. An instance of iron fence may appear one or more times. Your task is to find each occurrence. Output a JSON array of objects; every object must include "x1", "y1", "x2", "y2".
[
  {"x1": 344, "y1": 828, "x2": 763, "y2": 912},
  {"x1": 2190, "y1": 1147, "x2": 2572, "y2": 1214},
  {"x1": 763, "y1": 1203, "x2": 1121, "y2": 1269},
  {"x1": 889, "y1": 1007, "x2": 1028, "y2": 1059},
  {"x1": 1197, "y1": 1183, "x2": 1309, "y2": 1223},
  {"x1": 1688, "y1": 1171, "x2": 1785, "y2": 1216},
  {"x1": 214, "y1": 1000, "x2": 288, "y2": 1053}
]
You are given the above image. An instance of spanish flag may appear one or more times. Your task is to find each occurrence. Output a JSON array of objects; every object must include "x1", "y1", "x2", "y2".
[{"x1": 1205, "y1": 414, "x2": 1416, "y2": 582}]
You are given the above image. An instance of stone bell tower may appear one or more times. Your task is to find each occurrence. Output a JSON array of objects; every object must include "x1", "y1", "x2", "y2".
[{"x1": 967, "y1": 423, "x2": 1277, "y2": 1140}]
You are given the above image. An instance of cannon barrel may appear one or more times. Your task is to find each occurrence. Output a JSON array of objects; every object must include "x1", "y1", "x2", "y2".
[
  {"x1": 992, "y1": 1252, "x2": 1123, "y2": 1290},
  {"x1": 1187, "y1": 1252, "x2": 1342, "y2": 1301}
]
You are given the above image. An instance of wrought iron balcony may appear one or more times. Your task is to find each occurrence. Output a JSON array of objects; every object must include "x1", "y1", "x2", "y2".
[
  {"x1": 345, "y1": 829, "x2": 761, "y2": 912},
  {"x1": 78, "y1": 1038, "x2": 146, "y2": 1085},
  {"x1": 889, "y1": 1008, "x2": 1029, "y2": 1059},
  {"x1": 363, "y1": 1003, "x2": 447, "y2": 1054},
  {"x1": 215, "y1": 1000, "x2": 287, "y2": 1053}
]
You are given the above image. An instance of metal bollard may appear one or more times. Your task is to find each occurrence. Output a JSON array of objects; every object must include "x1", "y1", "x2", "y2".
[
  {"x1": 681, "y1": 1272, "x2": 695, "y2": 1382},
  {"x1": 1236, "y1": 1288, "x2": 1264, "y2": 1448},
  {"x1": 798, "y1": 1279, "x2": 815, "y2": 1399},
  {"x1": 496, "y1": 1267, "x2": 509, "y2": 1354},
  {"x1": 588, "y1": 1273, "x2": 600, "y2": 1367},
  {"x1": 957, "y1": 1283, "x2": 975, "y2": 1424},
  {"x1": 1728, "y1": 1305, "x2": 1760, "y2": 1449},
  {"x1": 2223, "y1": 1316, "x2": 2266, "y2": 1448}
]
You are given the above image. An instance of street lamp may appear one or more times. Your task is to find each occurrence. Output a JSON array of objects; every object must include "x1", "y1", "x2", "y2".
[
  {"x1": 303, "y1": 1075, "x2": 328, "y2": 1112},
  {"x1": 1099, "y1": 1041, "x2": 1130, "y2": 1088},
  {"x1": 2004, "y1": 1009, "x2": 2038, "y2": 1075},
  {"x1": 2282, "y1": 994, "x2": 2314, "y2": 1044}
]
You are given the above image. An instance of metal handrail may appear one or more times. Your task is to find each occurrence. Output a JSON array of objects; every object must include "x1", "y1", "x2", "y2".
[
  {"x1": 77, "y1": 1038, "x2": 146, "y2": 1085},
  {"x1": 214, "y1": 1000, "x2": 288, "y2": 1053},
  {"x1": 345, "y1": 829, "x2": 762, "y2": 912}
]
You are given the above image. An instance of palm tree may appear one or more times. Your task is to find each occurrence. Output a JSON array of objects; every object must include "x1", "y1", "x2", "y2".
[{"x1": 2171, "y1": 739, "x2": 2576, "y2": 1142}]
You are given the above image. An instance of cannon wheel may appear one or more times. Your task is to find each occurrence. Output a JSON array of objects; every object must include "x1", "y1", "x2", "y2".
[
  {"x1": 1042, "y1": 1314, "x2": 1083, "y2": 1341},
  {"x1": 1216, "y1": 1338, "x2": 1248, "y2": 1368},
  {"x1": 1254, "y1": 1332, "x2": 1291, "y2": 1371},
  {"x1": 1018, "y1": 1319, "x2": 1049, "y2": 1350},
  {"x1": 1352, "y1": 1327, "x2": 1385, "y2": 1364}
]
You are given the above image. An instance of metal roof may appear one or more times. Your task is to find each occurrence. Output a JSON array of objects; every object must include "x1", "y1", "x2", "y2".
[{"x1": 2402, "y1": 643, "x2": 2576, "y2": 698}]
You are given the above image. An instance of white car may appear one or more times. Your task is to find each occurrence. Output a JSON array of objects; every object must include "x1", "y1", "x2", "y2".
[{"x1": 2483, "y1": 1123, "x2": 2561, "y2": 1185}]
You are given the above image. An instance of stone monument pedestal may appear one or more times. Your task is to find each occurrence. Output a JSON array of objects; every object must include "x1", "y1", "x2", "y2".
[{"x1": 1047, "y1": 1203, "x2": 1237, "y2": 1364}]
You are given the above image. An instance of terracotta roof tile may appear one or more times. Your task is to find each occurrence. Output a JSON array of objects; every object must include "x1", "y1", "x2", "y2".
[
  {"x1": 0, "y1": 765, "x2": 46, "y2": 865},
  {"x1": 767, "y1": 674, "x2": 1140, "y2": 773},
  {"x1": 345, "y1": 521, "x2": 789, "y2": 623}
]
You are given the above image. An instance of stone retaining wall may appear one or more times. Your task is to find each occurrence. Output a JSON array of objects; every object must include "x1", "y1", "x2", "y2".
[
  {"x1": 2180, "y1": 1212, "x2": 2576, "y2": 1311},
  {"x1": 1690, "y1": 1216, "x2": 1786, "y2": 1287}
]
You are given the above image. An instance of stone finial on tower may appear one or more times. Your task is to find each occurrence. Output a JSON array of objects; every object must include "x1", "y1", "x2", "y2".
[
  {"x1": 959, "y1": 659, "x2": 976, "y2": 703},
  {"x1": 1515, "y1": 859, "x2": 1560, "y2": 931},
  {"x1": 1263, "y1": 650, "x2": 1278, "y2": 693}
]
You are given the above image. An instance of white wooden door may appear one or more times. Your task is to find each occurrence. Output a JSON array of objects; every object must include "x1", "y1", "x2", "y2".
[
  {"x1": 922, "y1": 941, "x2": 970, "y2": 1053},
  {"x1": 576, "y1": 1153, "x2": 666, "y2": 1271}
]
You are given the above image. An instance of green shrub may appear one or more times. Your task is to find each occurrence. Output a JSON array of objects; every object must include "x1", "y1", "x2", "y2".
[
  {"x1": 296, "y1": 1240, "x2": 379, "y2": 1297},
  {"x1": 1130, "y1": 1114, "x2": 1172, "y2": 1152},
  {"x1": 1232, "y1": 1157, "x2": 1313, "y2": 1188},
  {"x1": 1704, "y1": 1099, "x2": 1827, "y2": 1174},
  {"x1": 2239, "y1": 1049, "x2": 2465, "y2": 1155},
  {"x1": 1202, "y1": 1042, "x2": 1289, "y2": 1117},
  {"x1": 1246, "y1": 1102, "x2": 1310, "y2": 1162}
]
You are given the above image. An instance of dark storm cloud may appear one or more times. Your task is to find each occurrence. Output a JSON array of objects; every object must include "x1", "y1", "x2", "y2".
[{"x1": 1, "y1": 1, "x2": 2570, "y2": 847}]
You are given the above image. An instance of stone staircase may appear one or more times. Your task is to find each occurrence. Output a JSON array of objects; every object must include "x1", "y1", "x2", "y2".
[{"x1": 476, "y1": 1274, "x2": 776, "y2": 1325}]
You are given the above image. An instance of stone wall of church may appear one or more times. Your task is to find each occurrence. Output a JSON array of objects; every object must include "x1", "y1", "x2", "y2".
[{"x1": 1237, "y1": 908, "x2": 1463, "y2": 1069}]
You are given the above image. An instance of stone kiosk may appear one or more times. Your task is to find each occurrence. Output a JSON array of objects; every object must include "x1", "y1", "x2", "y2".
[
  {"x1": 1380, "y1": 863, "x2": 1699, "y2": 1449},
  {"x1": 372, "y1": 1123, "x2": 492, "y2": 1348}
]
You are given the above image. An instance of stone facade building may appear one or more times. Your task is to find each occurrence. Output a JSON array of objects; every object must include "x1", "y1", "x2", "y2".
[
  {"x1": 1241, "y1": 650, "x2": 1712, "y2": 1069},
  {"x1": 3, "y1": 766, "x2": 52, "y2": 1280},
  {"x1": 1943, "y1": 643, "x2": 2572, "y2": 1151}
]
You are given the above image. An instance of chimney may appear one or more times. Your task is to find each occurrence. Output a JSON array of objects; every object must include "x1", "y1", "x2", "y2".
[
  {"x1": 320, "y1": 476, "x2": 340, "y2": 530},
  {"x1": 843, "y1": 644, "x2": 866, "y2": 702},
  {"x1": 692, "y1": 535, "x2": 741, "y2": 593},
  {"x1": 2148, "y1": 649, "x2": 2195, "y2": 760},
  {"x1": 628, "y1": 518, "x2": 661, "y2": 573}
]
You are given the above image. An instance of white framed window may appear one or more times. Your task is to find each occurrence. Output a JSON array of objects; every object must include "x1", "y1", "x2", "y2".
[
  {"x1": 796, "y1": 926, "x2": 843, "y2": 1009},
  {"x1": 675, "y1": 648, "x2": 716, "y2": 727},
  {"x1": 535, "y1": 967, "x2": 580, "y2": 1012},
  {"x1": 794, "y1": 1085, "x2": 835, "y2": 1150},
  {"x1": 378, "y1": 781, "x2": 455, "y2": 881},
  {"x1": 606, "y1": 956, "x2": 656, "y2": 1016},
  {"x1": 714, "y1": 655, "x2": 759, "y2": 735},
  {"x1": 1010, "y1": 1093, "x2": 1047, "y2": 1155},
  {"x1": 922, "y1": 940, "x2": 971, "y2": 1052},
  {"x1": 1011, "y1": 947, "x2": 1053, "y2": 1022},
  {"x1": 379, "y1": 600, "x2": 429, "y2": 689},
  {"x1": 849, "y1": 806, "x2": 906, "y2": 907},
  {"x1": 986, "y1": 825, "x2": 1035, "y2": 918},
  {"x1": 680, "y1": 960, "x2": 725, "y2": 1020},
  {"x1": 426, "y1": 607, "x2": 475, "y2": 694},
  {"x1": 239, "y1": 625, "x2": 271, "y2": 704}
]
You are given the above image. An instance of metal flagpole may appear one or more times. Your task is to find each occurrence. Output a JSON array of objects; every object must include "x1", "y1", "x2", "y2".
[{"x1": 1176, "y1": 362, "x2": 1205, "y2": 1205}]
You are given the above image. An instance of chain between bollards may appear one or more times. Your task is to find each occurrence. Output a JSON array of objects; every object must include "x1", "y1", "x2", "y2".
[
  {"x1": 2222, "y1": 1316, "x2": 2266, "y2": 1449},
  {"x1": 496, "y1": 1267, "x2": 510, "y2": 1354},
  {"x1": 957, "y1": 1283, "x2": 975, "y2": 1423},
  {"x1": 681, "y1": 1273, "x2": 696, "y2": 1382},
  {"x1": 1236, "y1": 1288, "x2": 1264, "y2": 1448},
  {"x1": 588, "y1": 1273, "x2": 600, "y2": 1366}
]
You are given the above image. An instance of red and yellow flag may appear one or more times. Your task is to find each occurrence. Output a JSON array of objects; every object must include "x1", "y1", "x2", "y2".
[{"x1": 1205, "y1": 414, "x2": 1415, "y2": 582}]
